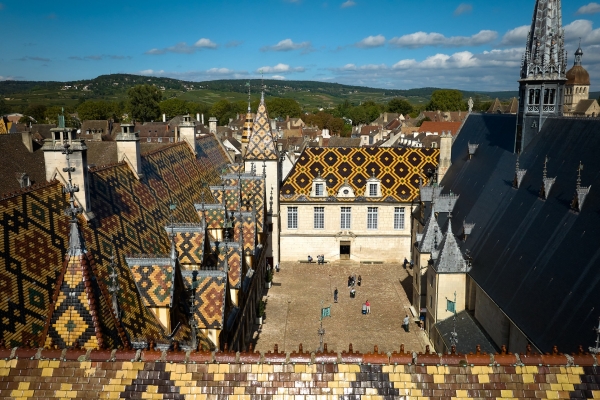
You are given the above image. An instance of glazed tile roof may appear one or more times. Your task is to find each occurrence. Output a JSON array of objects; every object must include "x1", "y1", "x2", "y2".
[
  {"x1": 126, "y1": 258, "x2": 175, "y2": 308},
  {"x1": 182, "y1": 271, "x2": 227, "y2": 330},
  {"x1": 0, "y1": 349, "x2": 598, "y2": 399},
  {"x1": 244, "y1": 96, "x2": 278, "y2": 161},
  {"x1": 281, "y1": 147, "x2": 439, "y2": 202},
  {"x1": 0, "y1": 136, "x2": 230, "y2": 347}
]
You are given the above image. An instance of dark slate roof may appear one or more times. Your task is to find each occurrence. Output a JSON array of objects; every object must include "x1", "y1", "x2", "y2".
[
  {"x1": 0, "y1": 133, "x2": 46, "y2": 195},
  {"x1": 434, "y1": 310, "x2": 497, "y2": 354},
  {"x1": 441, "y1": 113, "x2": 600, "y2": 352}
]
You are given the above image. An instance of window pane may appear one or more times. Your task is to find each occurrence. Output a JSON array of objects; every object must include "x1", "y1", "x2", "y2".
[
  {"x1": 367, "y1": 207, "x2": 378, "y2": 229},
  {"x1": 341, "y1": 207, "x2": 351, "y2": 229},
  {"x1": 369, "y1": 183, "x2": 377, "y2": 196},
  {"x1": 315, "y1": 183, "x2": 323, "y2": 196},
  {"x1": 394, "y1": 207, "x2": 405, "y2": 230},
  {"x1": 314, "y1": 207, "x2": 324, "y2": 229},
  {"x1": 288, "y1": 207, "x2": 298, "y2": 229}
]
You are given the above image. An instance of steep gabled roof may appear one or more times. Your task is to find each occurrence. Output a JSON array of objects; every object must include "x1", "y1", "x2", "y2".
[
  {"x1": 244, "y1": 95, "x2": 278, "y2": 161},
  {"x1": 433, "y1": 217, "x2": 467, "y2": 273},
  {"x1": 441, "y1": 113, "x2": 600, "y2": 351},
  {"x1": 419, "y1": 209, "x2": 443, "y2": 254}
]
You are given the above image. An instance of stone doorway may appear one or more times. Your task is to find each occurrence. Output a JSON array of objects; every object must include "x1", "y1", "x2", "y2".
[{"x1": 340, "y1": 241, "x2": 351, "y2": 260}]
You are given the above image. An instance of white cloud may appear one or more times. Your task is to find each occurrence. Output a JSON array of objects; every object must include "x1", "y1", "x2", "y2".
[
  {"x1": 206, "y1": 68, "x2": 234, "y2": 74},
  {"x1": 564, "y1": 19, "x2": 600, "y2": 44},
  {"x1": 261, "y1": 39, "x2": 312, "y2": 52},
  {"x1": 271, "y1": 75, "x2": 286, "y2": 80},
  {"x1": 341, "y1": 0, "x2": 355, "y2": 8},
  {"x1": 577, "y1": 2, "x2": 600, "y2": 14},
  {"x1": 389, "y1": 30, "x2": 497, "y2": 48},
  {"x1": 355, "y1": 35, "x2": 385, "y2": 48},
  {"x1": 194, "y1": 38, "x2": 217, "y2": 49},
  {"x1": 225, "y1": 40, "x2": 243, "y2": 48},
  {"x1": 137, "y1": 68, "x2": 249, "y2": 81},
  {"x1": 139, "y1": 69, "x2": 165, "y2": 75},
  {"x1": 257, "y1": 63, "x2": 305, "y2": 73},
  {"x1": 500, "y1": 25, "x2": 529, "y2": 46},
  {"x1": 146, "y1": 38, "x2": 218, "y2": 55},
  {"x1": 454, "y1": 3, "x2": 472, "y2": 16}
]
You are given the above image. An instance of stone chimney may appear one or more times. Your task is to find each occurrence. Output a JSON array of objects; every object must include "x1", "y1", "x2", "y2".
[
  {"x1": 196, "y1": 113, "x2": 200, "y2": 123},
  {"x1": 42, "y1": 127, "x2": 91, "y2": 214},
  {"x1": 116, "y1": 123, "x2": 143, "y2": 178},
  {"x1": 162, "y1": 113, "x2": 166, "y2": 123},
  {"x1": 208, "y1": 117, "x2": 217, "y2": 134},
  {"x1": 438, "y1": 131, "x2": 453, "y2": 183},
  {"x1": 21, "y1": 130, "x2": 34, "y2": 153},
  {"x1": 383, "y1": 112, "x2": 388, "y2": 123},
  {"x1": 201, "y1": 114, "x2": 205, "y2": 125},
  {"x1": 179, "y1": 114, "x2": 196, "y2": 152}
]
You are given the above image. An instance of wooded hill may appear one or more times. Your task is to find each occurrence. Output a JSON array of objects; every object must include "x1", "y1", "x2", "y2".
[{"x1": 0, "y1": 74, "x2": 520, "y2": 111}]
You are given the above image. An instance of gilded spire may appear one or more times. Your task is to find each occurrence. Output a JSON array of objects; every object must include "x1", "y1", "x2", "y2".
[{"x1": 242, "y1": 82, "x2": 253, "y2": 147}]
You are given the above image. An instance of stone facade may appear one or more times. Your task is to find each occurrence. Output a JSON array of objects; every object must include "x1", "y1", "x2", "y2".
[{"x1": 280, "y1": 203, "x2": 412, "y2": 262}]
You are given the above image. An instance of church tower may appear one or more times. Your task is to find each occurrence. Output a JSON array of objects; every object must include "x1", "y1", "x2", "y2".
[
  {"x1": 244, "y1": 90, "x2": 281, "y2": 266},
  {"x1": 515, "y1": 0, "x2": 567, "y2": 153},
  {"x1": 564, "y1": 43, "x2": 591, "y2": 115}
]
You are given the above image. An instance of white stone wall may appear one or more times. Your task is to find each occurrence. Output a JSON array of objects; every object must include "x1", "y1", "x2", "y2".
[{"x1": 280, "y1": 203, "x2": 412, "y2": 262}]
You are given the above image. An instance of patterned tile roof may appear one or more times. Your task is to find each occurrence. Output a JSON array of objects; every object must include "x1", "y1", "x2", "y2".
[
  {"x1": 281, "y1": 147, "x2": 439, "y2": 202},
  {"x1": 182, "y1": 271, "x2": 227, "y2": 330},
  {"x1": 0, "y1": 351, "x2": 598, "y2": 399},
  {"x1": 212, "y1": 242, "x2": 242, "y2": 289},
  {"x1": 244, "y1": 97, "x2": 279, "y2": 161},
  {"x1": 127, "y1": 259, "x2": 175, "y2": 308},
  {"x1": 0, "y1": 137, "x2": 230, "y2": 348}
]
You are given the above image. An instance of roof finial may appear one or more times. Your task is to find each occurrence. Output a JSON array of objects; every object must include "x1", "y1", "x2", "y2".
[
  {"x1": 577, "y1": 161, "x2": 583, "y2": 190},
  {"x1": 515, "y1": 153, "x2": 520, "y2": 172},
  {"x1": 246, "y1": 81, "x2": 251, "y2": 113},
  {"x1": 62, "y1": 141, "x2": 84, "y2": 255},
  {"x1": 543, "y1": 155, "x2": 548, "y2": 180},
  {"x1": 260, "y1": 70, "x2": 265, "y2": 104},
  {"x1": 169, "y1": 202, "x2": 177, "y2": 262}
]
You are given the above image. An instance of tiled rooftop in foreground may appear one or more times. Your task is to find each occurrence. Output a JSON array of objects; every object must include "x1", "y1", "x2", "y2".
[{"x1": 0, "y1": 344, "x2": 598, "y2": 399}]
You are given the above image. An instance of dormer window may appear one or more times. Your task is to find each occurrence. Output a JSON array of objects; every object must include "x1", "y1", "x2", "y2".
[
  {"x1": 337, "y1": 178, "x2": 355, "y2": 198},
  {"x1": 366, "y1": 173, "x2": 381, "y2": 198},
  {"x1": 310, "y1": 172, "x2": 327, "y2": 198}
]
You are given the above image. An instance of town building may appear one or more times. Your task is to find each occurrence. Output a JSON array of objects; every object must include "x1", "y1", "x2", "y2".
[{"x1": 280, "y1": 146, "x2": 439, "y2": 262}]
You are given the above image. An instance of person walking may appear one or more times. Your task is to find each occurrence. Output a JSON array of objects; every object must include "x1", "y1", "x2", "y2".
[
  {"x1": 275, "y1": 263, "x2": 280, "y2": 272},
  {"x1": 402, "y1": 315, "x2": 410, "y2": 332},
  {"x1": 357, "y1": 275, "x2": 362, "y2": 287},
  {"x1": 365, "y1": 299, "x2": 370, "y2": 314},
  {"x1": 333, "y1": 288, "x2": 338, "y2": 303}
]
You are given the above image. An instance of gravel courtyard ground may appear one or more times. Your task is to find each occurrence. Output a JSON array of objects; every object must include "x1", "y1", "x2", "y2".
[{"x1": 253, "y1": 261, "x2": 429, "y2": 354}]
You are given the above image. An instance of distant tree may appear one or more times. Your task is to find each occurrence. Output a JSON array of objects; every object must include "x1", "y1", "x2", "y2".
[
  {"x1": 24, "y1": 104, "x2": 47, "y2": 123},
  {"x1": 304, "y1": 111, "x2": 347, "y2": 136},
  {"x1": 77, "y1": 100, "x2": 121, "y2": 121},
  {"x1": 127, "y1": 84, "x2": 162, "y2": 122},
  {"x1": 45, "y1": 106, "x2": 64, "y2": 124},
  {"x1": 426, "y1": 89, "x2": 466, "y2": 111},
  {"x1": 387, "y1": 98, "x2": 413, "y2": 115},
  {"x1": 347, "y1": 106, "x2": 367, "y2": 125},
  {"x1": 210, "y1": 99, "x2": 234, "y2": 126},
  {"x1": 160, "y1": 98, "x2": 189, "y2": 118},
  {"x1": 266, "y1": 98, "x2": 302, "y2": 119},
  {"x1": 416, "y1": 116, "x2": 432, "y2": 127},
  {"x1": 0, "y1": 99, "x2": 9, "y2": 115}
]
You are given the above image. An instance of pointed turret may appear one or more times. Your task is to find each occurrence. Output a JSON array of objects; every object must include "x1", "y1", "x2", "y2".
[
  {"x1": 419, "y1": 209, "x2": 443, "y2": 255},
  {"x1": 42, "y1": 142, "x2": 121, "y2": 349},
  {"x1": 244, "y1": 91, "x2": 279, "y2": 161},
  {"x1": 241, "y1": 83, "x2": 253, "y2": 155},
  {"x1": 515, "y1": 0, "x2": 567, "y2": 153},
  {"x1": 434, "y1": 217, "x2": 467, "y2": 273}
]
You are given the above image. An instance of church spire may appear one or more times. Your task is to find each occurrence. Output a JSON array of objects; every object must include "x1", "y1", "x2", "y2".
[
  {"x1": 520, "y1": 0, "x2": 567, "y2": 80},
  {"x1": 241, "y1": 82, "x2": 253, "y2": 153}
]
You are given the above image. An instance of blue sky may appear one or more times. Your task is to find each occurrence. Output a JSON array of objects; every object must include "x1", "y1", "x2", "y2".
[{"x1": 1, "y1": 0, "x2": 600, "y2": 91}]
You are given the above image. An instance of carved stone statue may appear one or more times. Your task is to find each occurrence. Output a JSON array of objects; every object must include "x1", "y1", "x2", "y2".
[{"x1": 468, "y1": 97, "x2": 474, "y2": 113}]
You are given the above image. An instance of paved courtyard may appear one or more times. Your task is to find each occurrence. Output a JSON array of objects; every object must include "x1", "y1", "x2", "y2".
[{"x1": 253, "y1": 261, "x2": 430, "y2": 354}]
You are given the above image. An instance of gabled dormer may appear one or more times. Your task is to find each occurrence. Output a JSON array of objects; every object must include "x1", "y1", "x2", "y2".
[
  {"x1": 337, "y1": 178, "x2": 355, "y2": 198},
  {"x1": 366, "y1": 173, "x2": 381, "y2": 198},
  {"x1": 310, "y1": 172, "x2": 327, "y2": 198}
]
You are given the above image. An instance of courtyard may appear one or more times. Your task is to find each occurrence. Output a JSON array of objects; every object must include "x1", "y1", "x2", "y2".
[{"x1": 253, "y1": 261, "x2": 430, "y2": 354}]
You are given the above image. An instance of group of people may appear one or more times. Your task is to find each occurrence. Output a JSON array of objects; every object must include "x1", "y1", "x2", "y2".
[
  {"x1": 347, "y1": 274, "x2": 361, "y2": 287},
  {"x1": 307, "y1": 255, "x2": 326, "y2": 264}
]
